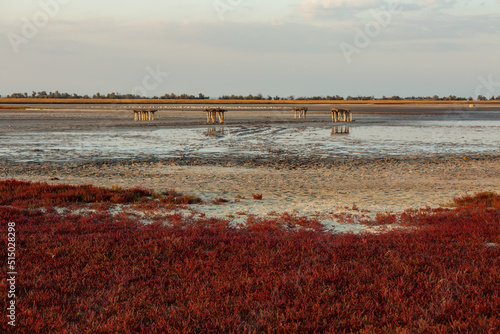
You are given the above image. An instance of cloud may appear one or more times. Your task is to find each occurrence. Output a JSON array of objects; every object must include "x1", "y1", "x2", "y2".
[
  {"x1": 295, "y1": 0, "x2": 384, "y2": 19},
  {"x1": 299, "y1": 0, "x2": 383, "y2": 9},
  {"x1": 401, "y1": 0, "x2": 458, "y2": 11},
  {"x1": 293, "y1": 0, "x2": 464, "y2": 20}
]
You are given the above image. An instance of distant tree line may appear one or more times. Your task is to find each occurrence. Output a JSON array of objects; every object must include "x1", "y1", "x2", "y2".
[
  {"x1": 5, "y1": 91, "x2": 210, "y2": 100},
  {"x1": 4, "y1": 91, "x2": 500, "y2": 101}
]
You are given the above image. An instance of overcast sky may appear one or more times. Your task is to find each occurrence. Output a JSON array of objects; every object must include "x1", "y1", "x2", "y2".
[{"x1": 1, "y1": 0, "x2": 499, "y2": 98}]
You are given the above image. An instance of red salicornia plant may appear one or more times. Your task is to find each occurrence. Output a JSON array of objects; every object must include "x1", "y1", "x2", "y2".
[{"x1": 0, "y1": 180, "x2": 499, "y2": 333}]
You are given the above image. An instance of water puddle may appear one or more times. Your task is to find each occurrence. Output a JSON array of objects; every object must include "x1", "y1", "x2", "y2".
[{"x1": 1, "y1": 119, "x2": 499, "y2": 162}]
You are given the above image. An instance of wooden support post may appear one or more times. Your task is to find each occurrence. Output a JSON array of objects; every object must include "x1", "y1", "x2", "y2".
[
  {"x1": 293, "y1": 108, "x2": 308, "y2": 120},
  {"x1": 204, "y1": 108, "x2": 226, "y2": 124},
  {"x1": 133, "y1": 109, "x2": 157, "y2": 121},
  {"x1": 331, "y1": 109, "x2": 338, "y2": 123}
]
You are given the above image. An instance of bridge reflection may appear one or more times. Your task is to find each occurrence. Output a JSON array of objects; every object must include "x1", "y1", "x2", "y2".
[
  {"x1": 204, "y1": 127, "x2": 225, "y2": 138},
  {"x1": 331, "y1": 126, "x2": 350, "y2": 136}
]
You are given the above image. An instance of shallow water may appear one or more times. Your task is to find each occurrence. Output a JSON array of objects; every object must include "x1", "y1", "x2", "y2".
[{"x1": 1, "y1": 115, "x2": 499, "y2": 163}]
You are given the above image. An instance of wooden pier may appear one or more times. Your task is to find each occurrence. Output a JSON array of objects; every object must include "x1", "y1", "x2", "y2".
[
  {"x1": 133, "y1": 109, "x2": 157, "y2": 121},
  {"x1": 204, "y1": 108, "x2": 226, "y2": 124},
  {"x1": 331, "y1": 108, "x2": 353, "y2": 123},
  {"x1": 293, "y1": 107, "x2": 308, "y2": 119}
]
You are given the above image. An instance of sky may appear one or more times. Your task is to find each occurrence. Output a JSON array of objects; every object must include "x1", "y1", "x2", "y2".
[{"x1": 1, "y1": 0, "x2": 499, "y2": 98}]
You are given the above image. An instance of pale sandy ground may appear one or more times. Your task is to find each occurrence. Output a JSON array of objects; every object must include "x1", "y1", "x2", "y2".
[{"x1": 4, "y1": 158, "x2": 499, "y2": 231}]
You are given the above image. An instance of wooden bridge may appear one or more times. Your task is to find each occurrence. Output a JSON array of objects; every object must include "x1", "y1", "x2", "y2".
[{"x1": 129, "y1": 106, "x2": 354, "y2": 124}]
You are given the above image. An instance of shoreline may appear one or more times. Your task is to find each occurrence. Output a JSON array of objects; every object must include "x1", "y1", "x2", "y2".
[{"x1": 1, "y1": 106, "x2": 499, "y2": 224}]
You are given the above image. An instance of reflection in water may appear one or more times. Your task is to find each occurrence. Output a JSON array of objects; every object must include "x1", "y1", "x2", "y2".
[
  {"x1": 331, "y1": 126, "x2": 350, "y2": 136},
  {"x1": 205, "y1": 127, "x2": 225, "y2": 138}
]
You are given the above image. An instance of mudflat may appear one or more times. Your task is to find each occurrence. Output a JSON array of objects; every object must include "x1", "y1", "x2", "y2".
[{"x1": 1, "y1": 103, "x2": 499, "y2": 226}]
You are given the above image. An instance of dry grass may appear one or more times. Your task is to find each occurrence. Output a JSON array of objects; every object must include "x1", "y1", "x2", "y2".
[
  {"x1": 0, "y1": 98, "x2": 499, "y2": 105},
  {"x1": 0, "y1": 106, "x2": 26, "y2": 110}
]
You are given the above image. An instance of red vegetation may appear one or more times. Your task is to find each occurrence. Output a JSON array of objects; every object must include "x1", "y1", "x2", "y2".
[
  {"x1": 0, "y1": 179, "x2": 202, "y2": 210},
  {"x1": 160, "y1": 189, "x2": 202, "y2": 205},
  {"x1": 212, "y1": 197, "x2": 230, "y2": 205},
  {"x1": 0, "y1": 179, "x2": 152, "y2": 208},
  {"x1": 453, "y1": 191, "x2": 500, "y2": 209},
  {"x1": 1, "y1": 181, "x2": 499, "y2": 333},
  {"x1": 252, "y1": 193, "x2": 263, "y2": 200}
]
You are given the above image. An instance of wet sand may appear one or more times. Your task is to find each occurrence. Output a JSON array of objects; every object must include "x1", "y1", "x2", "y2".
[
  {"x1": 1, "y1": 104, "x2": 499, "y2": 225},
  {"x1": 1, "y1": 155, "x2": 498, "y2": 223}
]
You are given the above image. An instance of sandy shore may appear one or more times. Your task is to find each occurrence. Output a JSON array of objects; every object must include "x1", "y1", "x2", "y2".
[{"x1": 1, "y1": 156, "x2": 498, "y2": 227}]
